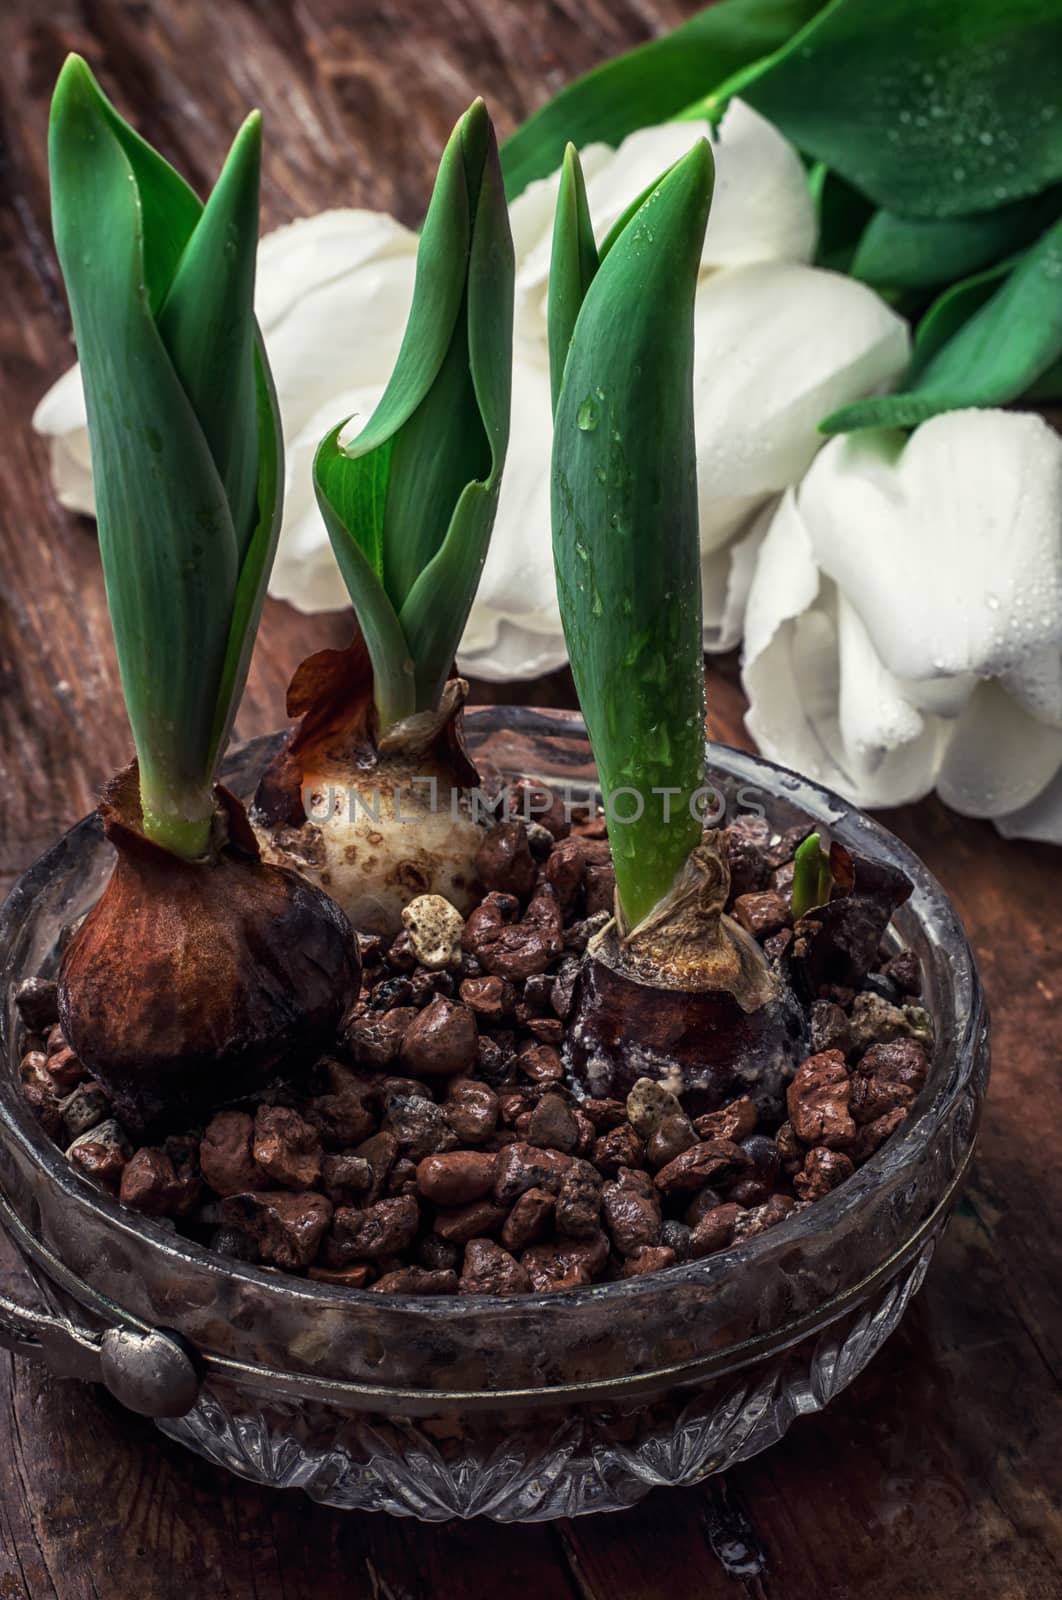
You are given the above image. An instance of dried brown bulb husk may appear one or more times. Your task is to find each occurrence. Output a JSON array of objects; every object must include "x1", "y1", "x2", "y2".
[
  {"x1": 565, "y1": 833, "x2": 808, "y2": 1119},
  {"x1": 58, "y1": 767, "x2": 360, "y2": 1134},
  {"x1": 253, "y1": 636, "x2": 489, "y2": 935}
]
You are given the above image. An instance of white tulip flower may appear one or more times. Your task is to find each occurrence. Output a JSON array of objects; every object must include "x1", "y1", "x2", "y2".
[
  {"x1": 33, "y1": 100, "x2": 907, "y2": 675},
  {"x1": 742, "y1": 409, "x2": 1062, "y2": 842}
]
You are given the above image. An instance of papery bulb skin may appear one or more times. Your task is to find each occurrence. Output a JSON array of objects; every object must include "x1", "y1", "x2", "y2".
[
  {"x1": 58, "y1": 770, "x2": 360, "y2": 1134},
  {"x1": 253, "y1": 641, "x2": 488, "y2": 937},
  {"x1": 564, "y1": 835, "x2": 808, "y2": 1120},
  {"x1": 566, "y1": 932, "x2": 809, "y2": 1121}
]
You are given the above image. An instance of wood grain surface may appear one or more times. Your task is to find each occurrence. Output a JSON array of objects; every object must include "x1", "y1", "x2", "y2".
[{"x1": 1, "y1": 2, "x2": 1060, "y2": 1596}]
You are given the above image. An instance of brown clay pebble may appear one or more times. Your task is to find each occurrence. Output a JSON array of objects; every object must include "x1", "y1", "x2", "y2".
[
  {"x1": 459, "y1": 1238, "x2": 531, "y2": 1295},
  {"x1": 592, "y1": 1123, "x2": 645, "y2": 1173},
  {"x1": 464, "y1": 893, "x2": 552, "y2": 981},
  {"x1": 458, "y1": 975, "x2": 514, "y2": 1020},
  {"x1": 321, "y1": 1151, "x2": 373, "y2": 1200},
  {"x1": 305, "y1": 1059, "x2": 376, "y2": 1148},
  {"x1": 732, "y1": 1193, "x2": 797, "y2": 1241},
  {"x1": 15, "y1": 976, "x2": 60, "y2": 1034},
  {"x1": 525, "y1": 1016, "x2": 564, "y2": 1045},
  {"x1": 501, "y1": 1187, "x2": 555, "y2": 1252},
  {"x1": 119, "y1": 1148, "x2": 194, "y2": 1217},
  {"x1": 475, "y1": 822, "x2": 537, "y2": 900},
  {"x1": 732, "y1": 890, "x2": 789, "y2": 939},
  {"x1": 44, "y1": 1045, "x2": 89, "y2": 1095},
  {"x1": 582, "y1": 1097, "x2": 630, "y2": 1131},
  {"x1": 689, "y1": 1202, "x2": 745, "y2": 1257},
  {"x1": 786, "y1": 1050, "x2": 856, "y2": 1149},
  {"x1": 518, "y1": 1043, "x2": 564, "y2": 1084},
  {"x1": 527, "y1": 1093, "x2": 580, "y2": 1153},
  {"x1": 494, "y1": 1141, "x2": 573, "y2": 1204},
  {"x1": 646, "y1": 1112, "x2": 700, "y2": 1168},
  {"x1": 602, "y1": 1167, "x2": 662, "y2": 1256},
  {"x1": 415, "y1": 1150, "x2": 497, "y2": 1206},
  {"x1": 399, "y1": 997, "x2": 477, "y2": 1076},
  {"x1": 444, "y1": 1077, "x2": 498, "y2": 1144},
  {"x1": 694, "y1": 1095, "x2": 758, "y2": 1143},
  {"x1": 583, "y1": 863, "x2": 615, "y2": 917},
  {"x1": 849, "y1": 1072, "x2": 915, "y2": 1124},
  {"x1": 66, "y1": 1121, "x2": 131, "y2": 1188},
  {"x1": 371, "y1": 1267, "x2": 460, "y2": 1295},
  {"x1": 794, "y1": 1147, "x2": 856, "y2": 1201},
  {"x1": 654, "y1": 1139, "x2": 748, "y2": 1197},
  {"x1": 352, "y1": 1131, "x2": 397, "y2": 1201},
  {"x1": 623, "y1": 1245, "x2": 676, "y2": 1277},
  {"x1": 253, "y1": 1105, "x2": 322, "y2": 1190},
  {"x1": 382, "y1": 1094, "x2": 459, "y2": 1161},
  {"x1": 854, "y1": 1106, "x2": 910, "y2": 1160},
  {"x1": 555, "y1": 1159, "x2": 603, "y2": 1236},
  {"x1": 329, "y1": 1195, "x2": 419, "y2": 1261},
  {"x1": 521, "y1": 1231, "x2": 609, "y2": 1291},
  {"x1": 775, "y1": 1121, "x2": 805, "y2": 1175},
  {"x1": 857, "y1": 1036, "x2": 928, "y2": 1093},
  {"x1": 224, "y1": 1191, "x2": 332, "y2": 1270},
  {"x1": 544, "y1": 838, "x2": 586, "y2": 910},
  {"x1": 200, "y1": 1111, "x2": 269, "y2": 1197},
  {"x1": 307, "y1": 1263, "x2": 373, "y2": 1288},
  {"x1": 433, "y1": 1199, "x2": 509, "y2": 1244},
  {"x1": 341, "y1": 1006, "x2": 417, "y2": 1066}
]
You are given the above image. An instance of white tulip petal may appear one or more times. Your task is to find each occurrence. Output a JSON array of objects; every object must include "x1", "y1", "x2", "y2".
[
  {"x1": 743, "y1": 492, "x2": 944, "y2": 807},
  {"x1": 514, "y1": 102, "x2": 814, "y2": 339},
  {"x1": 33, "y1": 364, "x2": 95, "y2": 515},
  {"x1": 994, "y1": 762, "x2": 1062, "y2": 845},
  {"x1": 937, "y1": 679, "x2": 1062, "y2": 818},
  {"x1": 32, "y1": 360, "x2": 86, "y2": 435},
  {"x1": 460, "y1": 350, "x2": 560, "y2": 664},
  {"x1": 799, "y1": 410, "x2": 1062, "y2": 684},
  {"x1": 692, "y1": 262, "x2": 910, "y2": 551},
  {"x1": 997, "y1": 647, "x2": 1062, "y2": 728},
  {"x1": 703, "y1": 501, "x2": 773, "y2": 653},
  {"x1": 457, "y1": 620, "x2": 569, "y2": 683}
]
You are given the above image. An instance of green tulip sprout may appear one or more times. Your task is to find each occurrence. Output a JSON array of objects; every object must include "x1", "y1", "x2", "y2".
[
  {"x1": 314, "y1": 98, "x2": 514, "y2": 735},
  {"x1": 48, "y1": 55, "x2": 282, "y2": 859},
  {"x1": 254, "y1": 100, "x2": 515, "y2": 934},
  {"x1": 549, "y1": 139, "x2": 714, "y2": 933},
  {"x1": 49, "y1": 57, "x2": 359, "y2": 1130}
]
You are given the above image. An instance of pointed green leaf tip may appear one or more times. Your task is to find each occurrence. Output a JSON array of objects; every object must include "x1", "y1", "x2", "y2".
[
  {"x1": 550, "y1": 139, "x2": 714, "y2": 931},
  {"x1": 790, "y1": 832, "x2": 832, "y2": 921},
  {"x1": 313, "y1": 97, "x2": 515, "y2": 732},
  {"x1": 48, "y1": 56, "x2": 281, "y2": 857}
]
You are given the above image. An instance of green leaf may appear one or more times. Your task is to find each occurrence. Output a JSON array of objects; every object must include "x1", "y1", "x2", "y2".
[
  {"x1": 906, "y1": 255, "x2": 1017, "y2": 380},
  {"x1": 809, "y1": 163, "x2": 876, "y2": 274},
  {"x1": 500, "y1": 0, "x2": 826, "y2": 201},
  {"x1": 156, "y1": 113, "x2": 262, "y2": 559},
  {"x1": 548, "y1": 145, "x2": 599, "y2": 414},
  {"x1": 791, "y1": 832, "x2": 831, "y2": 920},
  {"x1": 732, "y1": 0, "x2": 1062, "y2": 219},
  {"x1": 50, "y1": 55, "x2": 236, "y2": 833},
  {"x1": 551, "y1": 142, "x2": 714, "y2": 929},
  {"x1": 850, "y1": 188, "x2": 1062, "y2": 292},
  {"x1": 49, "y1": 56, "x2": 280, "y2": 854},
  {"x1": 315, "y1": 100, "x2": 514, "y2": 727},
  {"x1": 208, "y1": 332, "x2": 285, "y2": 768},
  {"x1": 821, "y1": 214, "x2": 1062, "y2": 432},
  {"x1": 314, "y1": 424, "x2": 415, "y2": 731}
]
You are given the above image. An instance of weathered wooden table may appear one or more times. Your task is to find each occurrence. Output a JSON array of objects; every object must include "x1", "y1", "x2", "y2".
[{"x1": 1, "y1": 3, "x2": 1060, "y2": 1594}]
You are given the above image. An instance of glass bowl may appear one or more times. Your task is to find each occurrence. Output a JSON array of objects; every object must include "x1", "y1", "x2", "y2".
[{"x1": 0, "y1": 709, "x2": 989, "y2": 1520}]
